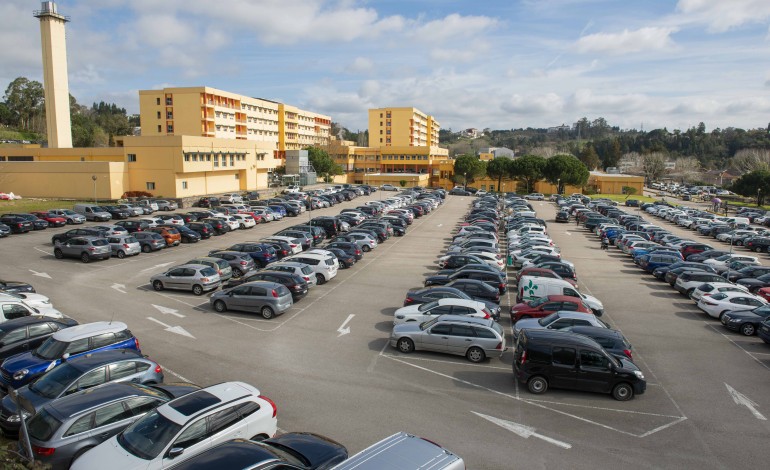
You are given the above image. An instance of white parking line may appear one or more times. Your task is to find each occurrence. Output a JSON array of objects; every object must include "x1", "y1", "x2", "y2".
[
  {"x1": 161, "y1": 365, "x2": 192, "y2": 383},
  {"x1": 705, "y1": 323, "x2": 770, "y2": 372},
  {"x1": 379, "y1": 352, "x2": 511, "y2": 370}
]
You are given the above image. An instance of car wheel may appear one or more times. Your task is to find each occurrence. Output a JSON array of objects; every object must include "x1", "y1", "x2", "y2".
[
  {"x1": 192, "y1": 285, "x2": 204, "y2": 296},
  {"x1": 740, "y1": 323, "x2": 756, "y2": 336},
  {"x1": 362, "y1": 245, "x2": 371, "y2": 252},
  {"x1": 54, "y1": 248, "x2": 63, "y2": 259},
  {"x1": 316, "y1": 273, "x2": 326, "y2": 285},
  {"x1": 527, "y1": 376, "x2": 548, "y2": 394},
  {"x1": 66, "y1": 219, "x2": 73, "y2": 225},
  {"x1": 142, "y1": 244, "x2": 151, "y2": 253},
  {"x1": 213, "y1": 300, "x2": 227, "y2": 312},
  {"x1": 116, "y1": 250, "x2": 126, "y2": 259},
  {"x1": 153, "y1": 280, "x2": 164, "y2": 291},
  {"x1": 261, "y1": 306, "x2": 274, "y2": 319},
  {"x1": 397, "y1": 337, "x2": 414, "y2": 353},
  {"x1": 753, "y1": 246, "x2": 761, "y2": 252},
  {"x1": 612, "y1": 382, "x2": 634, "y2": 401},
  {"x1": 718, "y1": 310, "x2": 728, "y2": 320},
  {"x1": 466, "y1": 347, "x2": 486, "y2": 363},
  {"x1": 232, "y1": 268, "x2": 243, "y2": 278},
  {"x1": 80, "y1": 253, "x2": 91, "y2": 263}
]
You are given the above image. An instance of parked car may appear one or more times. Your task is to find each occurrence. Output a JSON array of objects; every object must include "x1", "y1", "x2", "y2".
[
  {"x1": 150, "y1": 264, "x2": 221, "y2": 295},
  {"x1": 114, "y1": 220, "x2": 150, "y2": 234},
  {"x1": 23, "y1": 381, "x2": 200, "y2": 470},
  {"x1": 332, "y1": 432, "x2": 463, "y2": 470},
  {"x1": 393, "y1": 298, "x2": 492, "y2": 325},
  {"x1": 0, "y1": 280, "x2": 35, "y2": 294},
  {"x1": 690, "y1": 282, "x2": 749, "y2": 302},
  {"x1": 207, "y1": 251, "x2": 257, "y2": 278},
  {"x1": 390, "y1": 315, "x2": 506, "y2": 363},
  {"x1": 0, "y1": 321, "x2": 139, "y2": 393},
  {"x1": 133, "y1": 232, "x2": 167, "y2": 252},
  {"x1": 186, "y1": 222, "x2": 214, "y2": 239},
  {"x1": 226, "y1": 270, "x2": 309, "y2": 301},
  {"x1": 0, "y1": 316, "x2": 78, "y2": 362},
  {"x1": 49, "y1": 209, "x2": 86, "y2": 225},
  {"x1": 512, "y1": 329, "x2": 645, "y2": 401},
  {"x1": 210, "y1": 281, "x2": 293, "y2": 319},
  {"x1": 510, "y1": 295, "x2": 592, "y2": 323},
  {"x1": 512, "y1": 311, "x2": 607, "y2": 340},
  {"x1": 214, "y1": 243, "x2": 277, "y2": 268},
  {"x1": 0, "y1": 215, "x2": 33, "y2": 233},
  {"x1": 30, "y1": 211, "x2": 67, "y2": 228},
  {"x1": 155, "y1": 200, "x2": 179, "y2": 211},
  {"x1": 54, "y1": 237, "x2": 112, "y2": 263},
  {"x1": 147, "y1": 226, "x2": 182, "y2": 247},
  {"x1": 562, "y1": 325, "x2": 635, "y2": 361},
  {"x1": 283, "y1": 252, "x2": 338, "y2": 285},
  {"x1": 70, "y1": 382, "x2": 278, "y2": 470},
  {"x1": 696, "y1": 291, "x2": 768, "y2": 319}
]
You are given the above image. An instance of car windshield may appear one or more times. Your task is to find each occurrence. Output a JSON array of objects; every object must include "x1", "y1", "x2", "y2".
[
  {"x1": 419, "y1": 318, "x2": 439, "y2": 330},
  {"x1": 28, "y1": 363, "x2": 82, "y2": 398},
  {"x1": 752, "y1": 305, "x2": 770, "y2": 315},
  {"x1": 34, "y1": 338, "x2": 68, "y2": 360},
  {"x1": 118, "y1": 410, "x2": 181, "y2": 460},
  {"x1": 529, "y1": 297, "x2": 550, "y2": 307},
  {"x1": 418, "y1": 301, "x2": 440, "y2": 312}
]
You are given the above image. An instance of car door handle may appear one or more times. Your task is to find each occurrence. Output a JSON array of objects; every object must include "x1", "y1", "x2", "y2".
[
  {"x1": 465, "y1": 339, "x2": 472, "y2": 341},
  {"x1": 441, "y1": 336, "x2": 448, "y2": 339}
]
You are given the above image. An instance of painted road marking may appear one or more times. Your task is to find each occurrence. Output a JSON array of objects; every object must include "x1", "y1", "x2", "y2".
[
  {"x1": 152, "y1": 304, "x2": 185, "y2": 318},
  {"x1": 147, "y1": 317, "x2": 195, "y2": 339},
  {"x1": 725, "y1": 383, "x2": 767, "y2": 420},
  {"x1": 472, "y1": 411, "x2": 571, "y2": 449},
  {"x1": 28, "y1": 269, "x2": 51, "y2": 279},
  {"x1": 337, "y1": 314, "x2": 355, "y2": 337},
  {"x1": 111, "y1": 283, "x2": 127, "y2": 294}
]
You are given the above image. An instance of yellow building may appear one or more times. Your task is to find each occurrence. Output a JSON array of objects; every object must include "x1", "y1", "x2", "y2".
[
  {"x1": 138, "y1": 87, "x2": 331, "y2": 156},
  {"x1": 588, "y1": 171, "x2": 644, "y2": 195},
  {"x1": 368, "y1": 108, "x2": 440, "y2": 147}
]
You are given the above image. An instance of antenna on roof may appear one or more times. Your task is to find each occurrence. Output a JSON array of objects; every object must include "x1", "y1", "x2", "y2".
[{"x1": 109, "y1": 311, "x2": 116, "y2": 324}]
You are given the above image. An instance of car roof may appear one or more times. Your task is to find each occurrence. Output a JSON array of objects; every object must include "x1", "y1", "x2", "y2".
[
  {"x1": 523, "y1": 329, "x2": 602, "y2": 347},
  {"x1": 434, "y1": 314, "x2": 493, "y2": 326},
  {"x1": 46, "y1": 382, "x2": 167, "y2": 422},
  {"x1": 568, "y1": 325, "x2": 623, "y2": 339},
  {"x1": 52, "y1": 321, "x2": 128, "y2": 342},
  {"x1": 0, "y1": 316, "x2": 65, "y2": 332},
  {"x1": 160, "y1": 382, "x2": 258, "y2": 424},
  {"x1": 57, "y1": 348, "x2": 144, "y2": 371},
  {"x1": 171, "y1": 263, "x2": 210, "y2": 271}
]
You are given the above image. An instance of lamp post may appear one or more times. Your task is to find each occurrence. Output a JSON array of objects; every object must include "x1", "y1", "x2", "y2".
[
  {"x1": 463, "y1": 172, "x2": 467, "y2": 190},
  {"x1": 91, "y1": 175, "x2": 97, "y2": 203},
  {"x1": 758, "y1": 188, "x2": 762, "y2": 208},
  {"x1": 557, "y1": 178, "x2": 561, "y2": 195}
]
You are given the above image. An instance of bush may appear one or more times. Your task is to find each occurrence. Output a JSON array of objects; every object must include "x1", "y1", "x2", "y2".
[{"x1": 122, "y1": 191, "x2": 153, "y2": 198}]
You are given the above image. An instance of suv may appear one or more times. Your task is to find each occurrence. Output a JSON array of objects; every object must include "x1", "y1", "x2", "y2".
[
  {"x1": 54, "y1": 237, "x2": 112, "y2": 263},
  {"x1": 148, "y1": 226, "x2": 182, "y2": 247},
  {"x1": 71, "y1": 382, "x2": 278, "y2": 469},
  {"x1": 0, "y1": 215, "x2": 33, "y2": 234},
  {"x1": 0, "y1": 321, "x2": 140, "y2": 392},
  {"x1": 283, "y1": 252, "x2": 338, "y2": 285},
  {"x1": 0, "y1": 349, "x2": 163, "y2": 436},
  {"x1": 51, "y1": 228, "x2": 106, "y2": 246},
  {"x1": 512, "y1": 329, "x2": 646, "y2": 401},
  {"x1": 391, "y1": 314, "x2": 506, "y2": 363}
]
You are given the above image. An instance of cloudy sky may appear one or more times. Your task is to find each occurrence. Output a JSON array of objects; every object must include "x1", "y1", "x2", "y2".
[{"x1": 2, "y1": 0, "x2": 769, "y2": 133}]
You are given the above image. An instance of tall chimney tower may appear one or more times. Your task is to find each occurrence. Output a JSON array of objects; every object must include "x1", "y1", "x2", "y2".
[{"x1": 34, "y1": 1, "x2": 72, "y2": 148}]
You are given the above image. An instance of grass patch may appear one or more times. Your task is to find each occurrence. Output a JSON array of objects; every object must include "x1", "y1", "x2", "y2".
[
  {"x1": 0, "y1": 199, "x2": 78, "y2": 213},
  {"x1": 0, "y1": 128, "x2": 44, "y2": 141}
]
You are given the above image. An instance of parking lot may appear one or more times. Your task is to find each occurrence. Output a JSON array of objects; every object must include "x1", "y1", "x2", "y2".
[{"x1": 1, "y1": 193, "x2": 769, "y2": 468}]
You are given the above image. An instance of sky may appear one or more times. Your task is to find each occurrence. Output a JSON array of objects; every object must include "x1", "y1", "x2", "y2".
[{"x1": 2, "y1": 0, "x2": 770, "y2": 134}]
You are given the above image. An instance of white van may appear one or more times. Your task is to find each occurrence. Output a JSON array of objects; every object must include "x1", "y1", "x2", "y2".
[
  {"x1": 331, "y1": 432, "x2": 465, "y2": 470},
  {"x1": 725, "y1": 217, "x2": 750, "y2": 227},
  {"x1": 73, "y1": 204, "x2": 112, "y2": 222},
  {"x1": 518, "y1": 276, "x2": 604, "y2": 315}
]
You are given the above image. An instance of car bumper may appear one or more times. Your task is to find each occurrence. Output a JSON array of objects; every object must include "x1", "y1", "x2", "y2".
[{"x1": 633, "y1": 381, "x2": 647, "y2": 395}]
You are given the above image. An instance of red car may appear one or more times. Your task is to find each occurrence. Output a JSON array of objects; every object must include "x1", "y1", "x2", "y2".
[
  {"x1": 515, "y1": 267, "x2": 578, "y2": 288},
  {"x1": 681, "y1": 243, "x2": 714, "y2": 259},
  {"x1": 510, "y1": 294, "x2": 591, "y2": 323},
  {"x1": 244, "y1": 211, "x2": 264, "y2": 224},
  {"x1": 29, "y1": 211, "x2": 67, "y2": 227},
  {"x1": 758, "y1": 287, "x2": 770, "y2": 302}
]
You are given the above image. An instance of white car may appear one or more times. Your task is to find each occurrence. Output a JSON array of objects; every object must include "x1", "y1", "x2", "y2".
[
  {"x1": 696, "y1": 291, "x2": 767, "y2": 319},
  {"x1": 232, "y1": 214, "x2": 257, "y2": 229},
  {"x1": 0, "y1": 291, "x2": 55, "y2": 310},
  {"x1": 462, "y1": 251, "x2": 506, "y2": 270},
  {"x1": 393, "y1": 298, "x2": 491, "y2": 325},
  {"x1": 690, "y1": 282, "x2": 749, "y2": 302},
  {"x1": 215, "y1": 216, "x2": 240, "y2": 231},
  {"x1": 71, "y1": 382, "x2": 277, "y2": 470},
  {"x1": 283, "y1": 252, "x2": 338, "y2": 284},
  {"x1": 220, "y1": 193, "x2": 244, "y2": 203},
  {"x1": 703, "y1": 254, "x2": 760, "y2": 273},
  {"x1": 283, "y1": 185, "x2": 301, "y2": 194},
  {"x1": 263, "y1": 236, "x2": 303, "y2": 254},
  {"x1": 138, "y1": 217, "x2": 163, "y2": 227}
]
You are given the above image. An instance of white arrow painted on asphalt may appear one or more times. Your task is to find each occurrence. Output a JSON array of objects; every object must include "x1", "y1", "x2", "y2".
[
  {"x1": 147, "y1": 317, "x2": 196, "y2": 339},
  {"x1": 140, "y1": 262, "x2": 174, "y2": 273},
  {"x1": 152, "y1": 304, "x2": 185, "y2": 318},
  {"x1": 437, "y1": 223, "x2": 443, "y2": 227},
  {"x1": 337, "y1": 314, "x2": 355, "y2": 337},
  {"x1": 111, "y1": 283, "x2": 127, "y2": 294},
  {"x1": 28, "y1": 269, "x2": 51, "y2": 279},
  {"x1": 725, "y1": 383, "x2": 767, "y2": 420},
  {"x1": 564, "y1": 231, "x2": 572, "y2": 236},
  {"x1": 472, "y1": 411, "x2": 572, "y2": 449}
]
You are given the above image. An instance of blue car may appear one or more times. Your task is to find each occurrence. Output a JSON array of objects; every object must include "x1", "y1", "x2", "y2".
[
  {"x1": 638, "y1": 253, "x2": 684, "y2": 273},
  {"x1": 0, "y1": 321, "x2": 139, "y2": 392},
  {"x1": 213, "y1": 243, "x2": 278, "y2": 268},
  {"x1": 269, "y1": 205, "x2": 287, "y2": 218}
]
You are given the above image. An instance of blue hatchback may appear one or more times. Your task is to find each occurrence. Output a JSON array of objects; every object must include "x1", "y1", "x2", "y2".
[
  {"x1": 269, "y1": 205, "x2": 287, "y2": 217},
  {"x1": 639, "y1": 253, "x2": 684, "y2": 273},
  {"x1": 0, "y1": 321, "x2": 139, "y2": 392}
]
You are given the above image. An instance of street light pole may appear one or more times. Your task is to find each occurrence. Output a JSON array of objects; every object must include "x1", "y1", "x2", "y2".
[
  {"x1": 557, "y1": 178, "x2": 561, "y2": 195},
  {"x1": 91, "y1": 175, "x2": 97, "y2": 204},
  {"x1": 463, "y1": 172, "x2": 467, "y2": 190}
]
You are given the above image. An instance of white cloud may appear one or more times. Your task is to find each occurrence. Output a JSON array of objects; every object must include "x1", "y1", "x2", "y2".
[
  {"x1": 676, "y1": 0, "x2": 770, "y2": 33},
  {"x1": 575, "y1": 27, "x2": 677, "y2": 54},
  {"x1": 408, "y1": 13, "x2": 498, "y2": 44},
  {"x1": 346, "y1": 57, "x2": 374, "y2": 74},
  {"x1": 501, "y1": 93, "x2": 565, "y2": 115}
]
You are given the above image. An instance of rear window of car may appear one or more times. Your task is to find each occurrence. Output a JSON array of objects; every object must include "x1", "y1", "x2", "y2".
[
  {"x1": 201, "y1": 267, "x2": 218, "y2": 277},
  {"x1": 91, "y1": 239, "x2": 109, "y2": 246},
  {"x1": 27, "y1": 409, "x2": 62, "y2": 441},
  {"x1": 214, "y1": 259, "x2": 229, "y2": 270}
]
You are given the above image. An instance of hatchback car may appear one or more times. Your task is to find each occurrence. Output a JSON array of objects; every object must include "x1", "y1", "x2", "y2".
[
  {"x1": 70, "y1": 382, "x2": 278, "y2": 470},
  {"x1": 269, "y1": 262, "x2": 318, "y2": 288},
  {"x1": 390, "y1": 315, "x2": 506, "y2": 363},
  {"x1": 510, "y1": 295, "x2": 592, "y2": 323},
  {"x1": 210, "y1": 282, "x2": 293, "y2": 319},
  {"x1": 30, "y1": 211, "x2": 67, "y2": 228},
  {"x1": 105, "y1": 235, "x2": 141, "y2": 259},
  {"x1": 512, "y1": 311, "x2": 607, "y2": 340},
  {"x1": 24, "y1": 382, "x2": 200, "y2": 470},
  {"x1": 53, "y1": 237, "x2": 112, "y2": 263},
  {"x1": 148, "y1": 226, "x2": 182, "y2": 247},
  {"x1": 226, "y1": 271, "x2": 309, "y2": 301},
  {"x1": 187, "y1": 257, "x2": 233, "y2": 283},
  {"x1": 151, "y1": 264, "x2": 221, "y2": 296},
  {"x1": 0, "y1": 321, "x2": 139, "y2": 393},
  {"x1": 206, "y1": 251, "x2": 256, "y2": 278},
  {"x1": 49, "y1": 209, "x2": 86, "y2": 225},
  {"x1": 186, "y1": 222, "x2": 215, "y2": 239},
  {"x1": 0, "y1": 317, "x2": 78, "y2": 362},
  {"x1": 133, "y1": 232, "x2": 167, "y2": 252},
  {"x1": 0, "y1": 349, "x2": 162, "y2": 437}
]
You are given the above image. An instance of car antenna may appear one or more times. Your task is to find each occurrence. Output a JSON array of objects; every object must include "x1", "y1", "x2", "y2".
[{"x1": 109, "y1": 311, "x2": 116, "y2": 325}]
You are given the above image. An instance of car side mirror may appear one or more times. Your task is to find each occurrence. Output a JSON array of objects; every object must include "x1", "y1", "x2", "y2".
[
  {"x1": 61, "y1": 353, "x2": 70, "y2": 361},
  {"x1": 168, "y1": 447, "x2": 184, "y2": 459}
]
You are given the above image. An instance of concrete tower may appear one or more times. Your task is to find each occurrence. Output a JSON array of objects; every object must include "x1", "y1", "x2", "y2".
[{"x1": 34, "y1": 1, "x2": 72, "y2": 148}]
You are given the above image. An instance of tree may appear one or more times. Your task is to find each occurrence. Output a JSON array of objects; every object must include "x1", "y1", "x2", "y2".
[
  {"x1": 579, "y1": 144, "x2": 600, "y2": 170},
  {"x1": 453, "y1": 154, "x2": 487, "y2": 187},
  {"x1": 91, "y1": 101, "x2": 131, "y2": 146},
  {"x1": 542, "y1": 154, "x2": 590, "y2": 193},
  {"x1": 486, "y1": 158, "x2": 511, "y2": 193},
  {"x1": 674, "y1": 157, "x2": 701, "y2": 183},
  {"x1": 622, "y1": 186, "x2": 637, "y2": 197},
  {"x1": 642, "y1": 152, "x2": 667, "y2": 182},
  {"x1": 731, "y1": 170, "x2": 770, "y2": 206},
  {"x1": 3, "y1": 77, "x2": 44, "y2": 131},
  {"x1": 731, "y1": 149, "x2": 770, "y2": 173},
  {"x1": 306, "y1": 146, "x2": 342, "y2": 180},
  {"x1": 509, "y1": 155, "x2": 546, "y2": 193}
]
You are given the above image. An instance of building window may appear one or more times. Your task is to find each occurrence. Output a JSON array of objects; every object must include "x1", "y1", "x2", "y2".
[
  {"x1": 146, "y1": 182, "x2": 156, "y2": 190},
  {"x1": 192, "y1": 154, "x2": 198, "y2": 162},
  {"x1": 157, "y1": 111, "x2": 161, "y2": 119},
  {"x1": 386, "y1": 130, "x2": 391, "y2": 135},
  {"x1": 182, "y1": 181, "x2": 188, "y2": 189},
  {"x1": 206, "y1": 154, "x2": 211, "y2": 161},
  {"x1": 386, "y1": 112, "x2": 391, "y2": 118},
  {"x1": 230, "y1": 156, "x2": 235, "y2": 166},
  {"x1": 184, "y1": 155, "x2": 190, "y2": 162},
  {"x1": 166, "y1": 111, "x2": 173, "y2": 119},
  {"x1": 157, "y1": 125, "x2": 161, "y2": 133},
  {"x1": 127, "y1": 154, "x2": 136, "y2": 162},
  {"x1": 380, "y1": 138, "x2": 383, "y2": 143},
  {"x1": 234, "y1": 173, "x2": 239, "y2": 180},
  {"x1": 156, "y1": 98, "x2": 160, "y2": 105},
  {"x1": 165, "y1": 96, "x2": 173, "y2": 105},
  {"x1": 167, "y1": 124, "x2": 174, "y2": 133}
]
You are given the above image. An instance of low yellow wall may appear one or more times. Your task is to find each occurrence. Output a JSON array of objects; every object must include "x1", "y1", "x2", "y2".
[{"x1": 0, "y1": 161, "x2": 128, "y2": 199}]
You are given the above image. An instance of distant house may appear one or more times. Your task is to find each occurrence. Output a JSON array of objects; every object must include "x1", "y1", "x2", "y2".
[
  {"x1": 461, "y1": 128, "x2": 479, "y2": 138},
  {"x1": 547, "y1": 124, "x2": 571, "y2": 134},
  {"x1": 477, "y1": 147, "x2": 514, "y2": 160}
]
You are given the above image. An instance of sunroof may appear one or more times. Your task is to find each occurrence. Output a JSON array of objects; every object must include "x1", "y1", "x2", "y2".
[{"x1": 169, "y1": 391, "x2": 221, "y2": 416}]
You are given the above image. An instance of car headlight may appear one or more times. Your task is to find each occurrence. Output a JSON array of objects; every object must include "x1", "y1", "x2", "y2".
[
  {"x1": 634, "y1": 370, "x2": 645, "y2": 379},
  {"x1": 13, "y1": 369, "x2": 28, "y2": 381},
  {"x1": 728, "y1": 318, "x2": 741, "y2": 323},
  {"x1": 6, "y1": 410, "x2": 31, "y2": 423}
]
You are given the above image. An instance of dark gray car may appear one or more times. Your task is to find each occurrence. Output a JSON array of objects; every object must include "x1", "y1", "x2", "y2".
[
  {"x1": 207, "y1": 251, "x2": 257, "y2": 278},
  {"x1": 210, "y1": 281, "x2": 293, "y2": 319},
  {"x1": 22, "y1": 382, "x2": 199, "y2": 470}
]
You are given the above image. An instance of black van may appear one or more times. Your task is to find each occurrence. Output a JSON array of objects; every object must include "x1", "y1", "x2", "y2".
[
  {"x1": 513, "y1": 329, "x2": 646, "y2": 401},
  {"x1": 310, "y1": 216, "x2": 340, "y2": 238}
]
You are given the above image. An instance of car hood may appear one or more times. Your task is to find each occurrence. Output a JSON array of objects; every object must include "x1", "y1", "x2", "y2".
[
  {"x1": 618, "y1": 357, "x2": 641, "y2": 372},
  {"x1": 15, "y1": 384, "x2": 50, "y2": 413},
  {"x1": 394, "y1": 304, "x2": 423, "y2": 317},
  {"x1": 392, "y1": 322, "x2": 423, "y2": 334},
  {"x1": 511, "y1": 302, "x2": 532, "y2": 312},
  {"x1": 513, "y1": 318, "x2": 541, "y2": 332},
  {"x1": 581, "y1": 294, "x2": 604, "y2": 310},
  {"x1": 70, "y1": 436, "x2": 147, "y2": 470},
  {"x1": 2, "y1": 352, "x2": 59, "y2": 375}
]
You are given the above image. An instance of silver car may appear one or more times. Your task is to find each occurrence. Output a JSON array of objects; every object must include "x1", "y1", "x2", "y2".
[
  {"x1": 269, "y1": 262, "x2": 318, "y2": 288},
  {"x1": 390, "y1": 314, "x2": 506, "y2": 363},
  {"x1": 50, "y1": 209, "x2": 86, "y2": 225},
  {"x1": 210, "y1": 281, "x2": 293, "y2": 319},
  {"x1": 187, "y1": 257, "x2": 233, "y2": 283},
  {"x1": 207, "y1": 251, "x2": 257, "y2": 278},
  {"x1": 106, "y1": 235, "x2": 141, "y2": 258},
  {"x1": 150, "y1": 264, "x2": 221, "y2": 295},
  {"x1": 155, "y1": 199, "x2": 178, "y2": 211},
  {"x1": 53, "y1": 237, "x2": 112, "y2": 263},
  {"x1": 115, "y1": 203, "x2": 144, "y2": 217}
]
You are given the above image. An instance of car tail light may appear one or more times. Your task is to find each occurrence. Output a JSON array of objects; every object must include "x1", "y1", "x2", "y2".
[
  {"x1": 134, "y1": 338, "x2": 140, "y2": 350},
  {"x1": 303, "y1": 276, "x2": 310, "y2": 281},
  {"x1": 271, "y1": 289, "x2": 279, "y2": 298},
  {"x1": 404, "y1": 297, "x2": 413, "y2": 304},
  {"x1": 520, "y1": 350, "x2": 527, "y2": 364},
  {"x1": 259, "y1": 395, "x2": 277, "y2": 418},
  {"x1": 240, "y1": 261, "x2": 248, "y2": 266},
  {"x1": 123, "y1": 243, "x2": 130, "y2": 248},
  {"x1": 495, "y1": 342, "x2": 503, "y2": 350},
  {"x1": 499, "y1": 282, "x2": 505, "y2": 290},
  {"x1": 155, "y1": 364, "x2": 163, "y2": 374},
  {"x1": 482, "y1": 309, "x2": 491, "y2": 319},
  {"x1": 88, "y1": 247, "x2": 95, "y2": 251},
  {"x1": 32, "y1": 445, "x2": 55, "y2": 456},
  {"x1": 623, "y1": 349, "x2": 633, "y2": 360}
]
